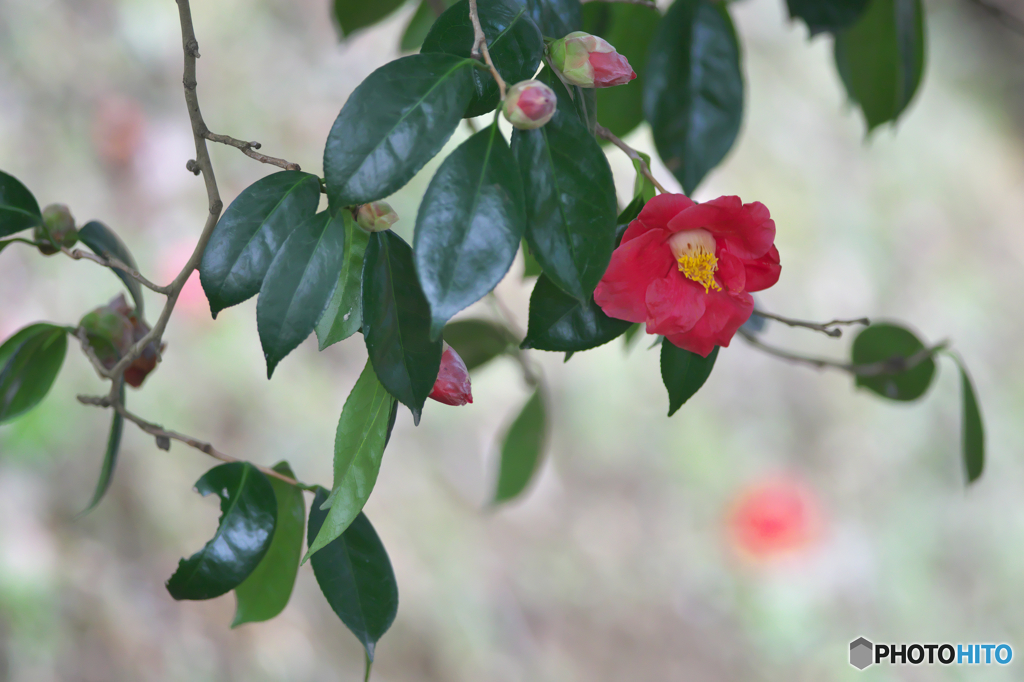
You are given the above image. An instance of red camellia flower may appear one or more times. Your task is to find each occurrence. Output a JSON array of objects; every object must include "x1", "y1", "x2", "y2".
[
  {"x1": 728, "y1": 478, "x2": 822, "y2": 561},
  {"x1": 594, "y1": 194, "x2": 781, "y2": 357},
  {"x1": 428, "y1": 343, "x2": 472, "y2": 406}
]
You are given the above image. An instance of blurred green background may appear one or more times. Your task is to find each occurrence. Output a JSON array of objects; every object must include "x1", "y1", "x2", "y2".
[{"x1": 1, "y1": 0, "x2": 1023, "y2": 680}]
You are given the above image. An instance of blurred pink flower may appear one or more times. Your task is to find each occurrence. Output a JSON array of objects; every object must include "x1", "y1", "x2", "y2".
[
  {"x1": 161, "y1": 242, "x2": 208, "y2": 318},
  {"x1": 727, "y1": 477, "x2": 822, "y2": 561}
]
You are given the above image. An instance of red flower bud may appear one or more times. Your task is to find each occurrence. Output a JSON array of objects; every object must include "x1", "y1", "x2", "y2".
[
  {"x1": 35, "y1": 204, "x2": 78, "y2": 255},
  {"x1": 355, "y1": 201, "x2": 399, "y2": 232},
  {"x1": 79, "y1": 294, "x2": 164, "y2": 388},
  {"x1": 548, "y1": 31, "x2": 637, "y2": 88},
  {"x1": 502, "y1": 80, "x2": 557, "y2": 130},
  {"x1": 428, "y1": 343, "x2": 472, "y2": 406}
]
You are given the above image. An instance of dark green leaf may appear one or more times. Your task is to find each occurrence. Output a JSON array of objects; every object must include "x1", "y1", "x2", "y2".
[
  {"x1": 660, "y1": 339, "x2": 718, "y2": 416},
  {"x1": 78, "y1": 220, "x2": 146, "y2": 317},
  {"x1": 851, "y1": 323, "x2": 935, "y2": 401},
  {"x1": 324, "y1": 54, "x2": 477, "y2": 210},
  {"x1": 316, "y1": 213, "x2": 369, "y2": 350},
  {"x1": 308, "y1": 489, "x2": 398, "y2": 661},
  {"x1": 257, "y1": 210, "x2": 347, "y2": 378},
  {"x1": 306, "y1": 361, "x2": 396, "y2": 561},
  {"x1": 834, "y1": 0, "x2": 925, "y2": 131},
  {"x1": 582, "y1": 3, "x2": 660, "y2": 139},
  {"x1": 166, "y1": 462, "x2": 277, "y2": 601},
  {"x1": 415, "y1": 123, "x2": 526, "y2": 339},
  {"x1": 232, "y1": 461, "x2": 306, "y2": 627},
  {"x1": 786, "y1": 0, "x2": 870, "y2": 34},
  {"x1": 511, "y1": 68, "x2": 618, "y2": 302},
  {"x1": 644, "y1": 0, "x2": 743, "y2": 194},
  {"x1": 525, "y1": 0, "x2": 582, "y2": 37},
  {"x1": 362, "y1": 231, "x2": 443, "y2": 423},
  {"x1": 333, "y1": 0, "x2": 406, "y2": 38},
  {"x1": 622, "y1": 322, "x2": 642, "y2": 349},
  {"x1": 494, "y1": 390, "x2": 546, "y2": 503},
  {"x1": 0, "y1": 324, "x2": 68, "y2": 425},
  {"x1": 443, "y1": 319, "x2": 514, "y2": 371},
  {"x1": 0, "y1": 170, "x2": 41, "y2": 238},
  {"x1": 200, "y1": 171, "x2": 322, "y2": 318},
  {"x1": 617, "y1": 194, "x2": 645, "y2": 232},
  {"x1": 953, "y1": 357, "x2": 984, "y2": 484},
  {"x1": 79, "y1": 380, "x2": 125, "y2": 515},
  {"x1": 422, "y1": 0, "x2": 544, "y2": 117},
  {"x1": 401, "y1": 0, "x2": 455, "y2": 52},
  {"x1": 522, "y1": 274, "x2": 631, "y2": 352}
]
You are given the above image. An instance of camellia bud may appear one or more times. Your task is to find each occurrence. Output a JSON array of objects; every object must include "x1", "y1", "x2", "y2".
[
  {"x1": 502, "y1": 80, "x2": 557, "y2": 130},
  {"x1": 548, "y1": 31, "x2": 636, "y2": 88},
  {"x1": 355, "y1": 201, "x2": 399, "y2": 232},
  {"x1": 34, "y1": 204, "x2": 78, "y2": 255},
  {"x1": 428, "y1": 342, "x2": 473, "y2": 406},
  {"x1": 79, "y1": 294, "x2": 164, "y2": 388}
]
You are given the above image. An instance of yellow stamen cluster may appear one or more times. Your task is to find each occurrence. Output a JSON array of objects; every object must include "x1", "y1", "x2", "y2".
[{"x1": 668, "y1": 229, "x2": 721, "y2": 294}]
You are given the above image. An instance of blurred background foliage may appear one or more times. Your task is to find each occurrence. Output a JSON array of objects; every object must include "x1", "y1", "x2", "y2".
[{"x1": 1, "y1": 0, "x2": 1023, "y2": 679}]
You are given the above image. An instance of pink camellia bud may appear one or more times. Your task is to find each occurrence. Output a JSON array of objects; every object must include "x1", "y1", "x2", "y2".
[
  {"x1": 355, "y1": 201, "x2": 399, "y2": 232},
  {"x1": 428, "y1": 343, "x2": 472, "y2": 406},
  {"x1": 548, "y1": 31, "x2": 637, "y2": 88},
  {"x1": 502, "y1": 80, "x2": 557, "y2": 130}
]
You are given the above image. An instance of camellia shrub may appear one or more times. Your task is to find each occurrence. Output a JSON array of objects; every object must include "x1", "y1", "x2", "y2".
[{"x1": 0, "y1": 0, "x2": 989, "y2": 676}]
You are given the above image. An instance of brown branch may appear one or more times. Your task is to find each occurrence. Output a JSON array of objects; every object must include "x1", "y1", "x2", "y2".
[
  {"x1": 77, "y1": 394, "x2": 315, "y2": 490},
  {"x1": 469, "y1": 0, "x2": 507, "y2": 100},
  {"x1": 752, "y1": 309, "x2": 870, "y2": 338},
  {"x1": 966, "y1": 0, "x2": 1024, "y2": 36},
  {"x1": 62, "y1": 246, "x2": 170, "y2": 295},
  {"x1": 581, "y1": 0, "x2": 658, "y2": 8},
  {"x1": 739, "y1": 329, "x2": 948, "y2": 377},
  {"x1": 595, "y1": 124, "x2": 670, "y2": 195},
  {"x1": 203, "y1": 132, "x2": 301, "y2": 171}
]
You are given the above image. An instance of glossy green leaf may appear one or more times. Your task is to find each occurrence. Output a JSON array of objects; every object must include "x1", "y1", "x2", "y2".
[
  {"x1": 511, "y1": 67, "x2": 618, "y2": 302},
  {"x1": 200, "y1": 171, "x2": 322, "y2": 318},
  {"x1": 78, "y1": 220, "x2": 146, "y2": 317},
  {"x1": 834, "y1": 0, "x2": 925, "y2": 131},
  {"x1": 644, "y1": 0, "x2": 743, "y2": 194},
  {"x1": 521, "y1": 239, "x2": 542, "y2": 278},
  {"x1": 79, "y1": 380, "x2": 125, "y2": 515},
  {"x1": 0, "y1": 170, "x2": 41, "y2": 238},
  {"x1": 422, "y1": 0, "x2": 544, "y2": 117},
  {"x1": 522, "y1": 274, "x2": 631, "y2": 352},
  {"x1": 316, "y1": 213, "x2": 369, "y2": 350},
  {"x1": 786, "y1": 0, "x2": 870, "y2": 34},
  {"x1": 324, "y1": 54, "x2": 477, "y2": 211},
  {"x1": 617, "y1": 195, "x2": 646, "y2": 231},
  {"x1": 953, "y1": 356, "x2": 984, "y2": 484},
  {"x1": 362, "y1": 231, "x2": 442, "y2": 424},
  {"x1": 400, "y1": 0, "x2": 456, "y2": 52},
  {"x1": 443, "y1": 319, "x2": 514, "y2": 371},
  {"x1": 305, "y1": 361, "x2": 396, "y2": 562},
  {"x1": 415, "y1": 123, "x2": 527, "y2": 339},
  {"x1": 660, "y1": 339, "x2": 718, "y2": 416},
  {"x1": 166, "y1": 462, "x2": 277, "y2": 601},
  {"x1": 308, "y1": 489, "x2": 398, "y2": 661},
  {"x1": 851, "y1": 323, "x2": 935, "y2": 401},
  {"x1": 582, "y1": 3, "x2": 660, "y2": 139},
  {"x1": 0, "y1": 324, "x2": 68, "y2": 425},
  {"x1": 232, "y1": 461, "x2": 306, "y2": 627},
  {"x1": 525, "y1": 0, "x2": 582, "y2": 37},
  {"x1": 257, "y1": 210, "x2": 347, "y2": 379},
  {"x1": 632, "y1": 153, "x2": 656, "y2": 203},
  {"x1": 333, "y1": 0, "x2": 405, "y2": 38},
  {"x1": 494, "y1": 390, "x2": 546, "y2": 504}
]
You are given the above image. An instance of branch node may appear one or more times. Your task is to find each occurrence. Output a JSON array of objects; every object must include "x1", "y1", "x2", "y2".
[
  {"x1": 185, "y1": 39, "x2": 200, "y2": 58},
  {"x1": 156, "y1": 435, "x2": 171, "y2": 451},
  {"x1": 185, "y1": 159, "x2": 201, "y2": 175}
]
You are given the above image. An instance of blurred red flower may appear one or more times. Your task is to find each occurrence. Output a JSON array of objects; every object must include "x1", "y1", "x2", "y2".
[
  {"x1": 728, "y1": 478, "x2": 822, "y2": 561},
  {"x1": 594, "y1": 194, "x2": 780, "y2": 357},
  {"x1": 428, "y1": 343, "x2": 472, "y2": 406}
]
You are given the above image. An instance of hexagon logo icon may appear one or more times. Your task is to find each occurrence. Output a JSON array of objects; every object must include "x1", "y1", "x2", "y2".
[{"x1": 850, "y1": 637, "x2": 874, "y2": 670}]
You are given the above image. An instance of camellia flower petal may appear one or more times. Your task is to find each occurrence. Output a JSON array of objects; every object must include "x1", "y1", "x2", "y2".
[
  {"x1": 428, "y1": 343, "x2": 472, "y2": 406},
  {"x1": 548, "y1": 31, "x2": 637, "y2": 88},
  {"x1": 594, "y1": 193, "x2": 780, "y2": 356},
  {"x1": 502, "y1": 79, "x2": 557, "y2": 130}
]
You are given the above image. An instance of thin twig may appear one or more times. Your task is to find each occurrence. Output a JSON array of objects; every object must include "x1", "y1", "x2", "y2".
[
  {"x1": 486, "y1": 292, "x2": 540, "y2": 387},
  {"x1": 739, "y1": 329, "x2": 948, "y2": 377},
  {"x1": 468, "y1": 0, "x2": 507, "y2": 100},
  {"x1": 752, "y1": 309, "x2": 869, "y2": 338},
  {"x1": 581, "y1": 0, "x2": 657, "y2": 8},
  {"x1": 77, "y1": 394, "x2": 315, "y2": 490},
  {"x1": 203, "y1": 132, "x2": 301, "y2": 171},
  {"x1": 967, "y1": 0, "x2": 1024, "y2": 36},
  {"x1": 595, "y1": 124, "x2": 670, "y2": 195},
  {"x1": 62, "y1": 246, "x2": 170, "y2": 294}
]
